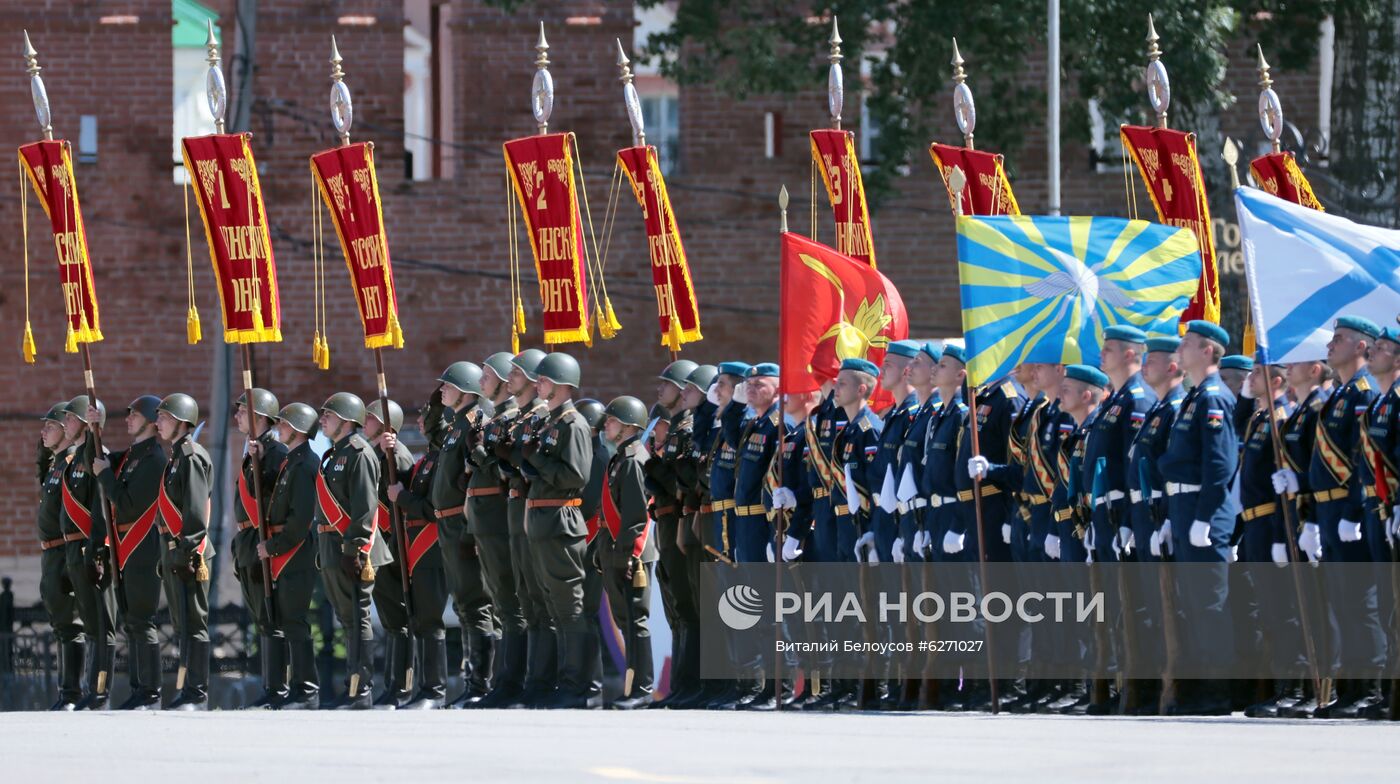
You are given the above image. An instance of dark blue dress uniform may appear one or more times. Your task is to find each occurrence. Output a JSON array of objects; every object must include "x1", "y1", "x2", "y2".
[
  {"x1": 870, "y1": 391, "x2": 919, "y2": 561},
  {"x1": 1280, "y1": 386, "x2": 1327, "y2": 546},
  {"x1": 733, "y1": 401, "x2": 781, "y2": 563},
  {"x1": 1025, "y1": 399, "x2": 1071, "y2": 562},
  {"x1": 1159, "y1": 372, "x2": 1240, "y2": 561},
  {"x1": 1238, "y1": 396, "x2": 1293, "y2": 562},
  {"x1": 1084, "y1": 372, "x2": 1157, "y2": 562},
  {"x1": 1051, "y1": 411, "x2": 1095, "y2": 565},
  {"x1": 835, "y1": 405, "x2": 883, "y2": 560},
  {"x1": 1359, "y1": 378, "x2": 1400, "y2": 563},
  {"x1": 1007, "y1": 391, "x2": 1048, "y2": 562},
  {"x1": 953, "y1": 377, "x2": 1026, "y2": 563},
  {"x1": 707, "y1": 400, "x2": 747, "y2": 561},
  {"x1": 922, "y1": 391, "x2": 966, "y2": 563},
  {"x1": 804, "y1": 393, "x2": 850, "y2": 563},
  {"x1": 1127, "y1": 384, "x2": 1185, "y2": 561},
  {"x1": 774, "y1": 417, "x2": 814, "y2": 555},
  {"x1": 895, "y1": 393, "x2": 941, "y2": 562}
]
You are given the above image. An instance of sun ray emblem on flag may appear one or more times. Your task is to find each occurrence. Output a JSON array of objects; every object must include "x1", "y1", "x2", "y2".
[{"x1": 955, "y1": 215, "x2": 1202, "y2": 386}]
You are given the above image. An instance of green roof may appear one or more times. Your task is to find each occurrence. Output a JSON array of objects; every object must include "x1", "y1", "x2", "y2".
[{"x1": 173, "y1": 0, "x2": 220, "y2": 48}]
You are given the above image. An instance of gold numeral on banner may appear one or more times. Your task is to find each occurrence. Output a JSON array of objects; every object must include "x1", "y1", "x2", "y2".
[
  {"x1": 534, "y1": 170, "x2": 547, "y2": 211},
  {"x1": 361, "y1": 286, "x2": 383, "y2": 320}
]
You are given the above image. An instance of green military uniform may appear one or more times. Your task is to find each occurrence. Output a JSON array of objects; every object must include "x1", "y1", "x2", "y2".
[
  {"x1": 430, "y1": 401, "x2": 497, "y2": 704},
  {"x1": 38, "y1": 434, "x2": 83, "y2": 709},
  {"x1": 95, "y1": 432, "x2": 167, "y2": 709},
  {"x1": 234, "y1": 426, "x2": 288, "y2": 707},
  {"x1": 369, "y1": 437, "x2": 416, "y2": 707},
  {"x1": 390, "y1": 439, "x2": 451, "y2": 708},
  {"x1": 260, "y1": 439, "x2": 321, "y2": 708},
  {"x1": 158, "y1": 428, "x2": 215, "y2": 710},
  {"x1": 63, "y1": 428, "x2": 115, "y2": 709},
  {"x1": 467, "y1": 395, "x2": 526, "y2": 706},
  {"x1": 502, "y1": 396, "x2": 556, "y2": 702},
  {"x1": 600, "y1": 433, "x2": 660, "y2": 708},
  {"x1": 522, "y1": 399, "x2": 596, "y2": 708},
  {"x1": 316, "y1": 428, "x2": 390, "y2": 708}
]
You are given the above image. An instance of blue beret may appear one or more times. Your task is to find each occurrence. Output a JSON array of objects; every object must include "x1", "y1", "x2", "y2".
[
  {"x1": 1103, "y1": 324, "x2": 1148, "y2": 344},
  {"x1": 1220, "y1": 354, "x2": 1254, "y2": 371},
  {"x1": 746, "y1": 362, "x2": 779, "y2": 379},
  {"x1": 941, "y1": 344, "x2": 967, "y2": 364},
  {"x1": 1380, "y1": 327, "x2": 1400, "y2": 346},
  {"x1": 840, "y1": 358, "x2": 880, "y2": 377},
  {"x1": 1146, "y1": 336, "x2": 1181, "y2": 354},
  {"x1": 919, "y1": 342, "x2": 942, "y2": 362},
  {"x1": 886, "y1": 340, "x2": 921, "y2": 359},
  {"x1": 1185, "y1": 320, "x2": 1229, "y2": 347},
  {"x1": 1335, "y1": 315, "x2": 1381, "y2": 340},
  {"x1": 1065, "y1": 364, "x2": 1110, "y2": 389},
  {"x1": 717, "y1": 361, "x2": 751, "y2": 378}
]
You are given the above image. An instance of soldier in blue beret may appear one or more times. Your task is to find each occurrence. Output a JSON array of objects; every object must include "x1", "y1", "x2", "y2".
[
  {"x1": 1221, "y1": 355, "x2": 1256, "y2": 438},
  {"x1": 1084, "y1": 324, "x2": 1158, "y2": 565},
  {"x1": 869, "y1": 341, "x2": 923, "y2": 565},
  {"x1": 1157, "y1": 320, "x2": 1239, "y2": 714},
  {"x1": 895, "y1": 343, "x2": 943, "y2": 567}
]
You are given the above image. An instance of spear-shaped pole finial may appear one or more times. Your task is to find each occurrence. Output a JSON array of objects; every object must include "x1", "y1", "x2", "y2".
[
  {"x1": 23, "y1": 30, "x2": 53, "y2": 140},
  {"x1": 329, "y1": 35, "x2": 354, "y2": 144},
  {"x1": 949, "y1": 166, "x2": 968, "y2": 218},
  {"x1": 779, "y1": 185, "x2": 790, "y2": 233},
  {"x1": 617, "y1": 38, "x2": 645, "y2": 147},
  {"x1": 828, "y1": 15, "x2": 844, "y2": 130},
  {"x1": 1257, "y1": 44, "x2": 1284, "y2": 153},
  {"x1": 532, "y1": 22, "x2": 555, "y2": 135},
  {"x1": 1144, "y1": 14, "x2": 1171, "y2": 128},
  {"x1": 205, "y1": 21, "x2": 227, "y2": 133},
  {"x1": 1222, "y1": 137, "x2": 1241, "y2": 190},
  {"x1": 951, "y1": 38, "x2": 976, "y2": 149}
]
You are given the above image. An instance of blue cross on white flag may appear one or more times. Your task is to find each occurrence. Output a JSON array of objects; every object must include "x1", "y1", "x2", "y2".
[{"x1": 1237, "y1": 186, "x2": 1400, "y2": 363}]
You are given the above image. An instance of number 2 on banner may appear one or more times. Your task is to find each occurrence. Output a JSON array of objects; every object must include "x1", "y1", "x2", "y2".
[{"x1": 534, "y1": 170, "x2": 547, "y2": 211}]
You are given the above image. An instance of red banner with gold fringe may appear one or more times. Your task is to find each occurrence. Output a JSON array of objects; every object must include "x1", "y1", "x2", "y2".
[
  {"x1": 181, "y1": 134, "x2": 282, "y2": 343},
  {"x1": 309, "y1": 142, "x2": 404, "y2": 350},
  {"x1": 1119, "y1": 125, "x2": 1220, "y2": 325},
  {"x1": 928, "y1": 142, "x2": 1020, "y2": 217},
  {"x1": 616, "y1": 145, "x2": 702, "y2": 352},
  {"x1": 18, "y1": 140, "x2": 102, "y2": 350},
  {"x1": 503, "y1": 133, "x2": 593, "y2": 345},
  {"x1": 810, "y1": 130, "x2": 877, "y2": 267},
  {"x1": 1249, "y1": 151, "x2": 1324, "y2": 211}
]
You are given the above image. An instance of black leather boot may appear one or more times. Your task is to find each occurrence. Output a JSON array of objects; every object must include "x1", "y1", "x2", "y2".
[
  {"x1": 247, "y1": 635, "x2": 289, "y2": 709},
  {"x1": 543, "y1": 630, "x2": 603, "y2": 709},
  {"x1": 120, "y1": 641, "x2": 163, "y2": 710},
  {"x1": 373, "y1": 633, "x2": 411, "y2": 710},
  {"x1": 50, "y1": 640, "x2": 84, "y2": 710},
  {"x1": 473, "y1": 629, "x2": 526, "y2": 708},
  {"x1": 402, "y1": 636, "x2": 448, "y2": 709},
  {"x1": 281, "y1": 638, "x2": 321, "y2": 710},
  {"x1": 170, "y1": 639, "x2": 209, "y2": 711}
]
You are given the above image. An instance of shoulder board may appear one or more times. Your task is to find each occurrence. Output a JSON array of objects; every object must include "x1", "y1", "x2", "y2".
[
  {"x1": 1355, "y1": 377, "x2": 1372, "y2": 392},
  {"x1": 181, "y1": 440, "x2": 195, "y2": 456},
  {"x1": 1310, "y1": 396, "x2": 1325, "y2": 411},
  {"x1": 857, "y1": 416, "x2": 872, "y2": 431},
  {"x1": 769, "y1": 410, "x2": 781, "y2": 426},
  {"x1": 956, "y1": 402, "x2": 968, "y2": 412},
  {"x1": 1000, "y1": 381, "x2": 1018, "y2": 399},
  {"x1": 560, "y1": 409, "x2": 579, "y2": 423},
  {"x1": 1204, "y1": 384, "x2": 1220, "y2": 393},
  {"x1": 349, "y1": 434, "x2": 369, "y2": 450},
  {"x1": 1169, "y1": 398, "x2": 1183, "y2": 409},
  {"x1": 1128, "y1": 386, "x2": 1144, "y2": 399}
]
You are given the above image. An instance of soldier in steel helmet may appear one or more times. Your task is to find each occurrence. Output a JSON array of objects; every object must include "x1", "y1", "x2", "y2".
[
  {"x1": 363, "y1": 397, "x2": 418, "y2": 709},
  {"x1": 153, "y1": 393, "x2": 214, "y2": 710}
]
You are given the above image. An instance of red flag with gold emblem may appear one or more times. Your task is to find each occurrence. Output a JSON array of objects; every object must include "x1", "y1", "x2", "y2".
[
  {"x1": 18, "y1": 140, "x2": 103, "y2": 352},
  {"x1": 503, "y1": 133, "x2": 594, "y2": 345},
  {"x1": 1249, "y1": 152, "x2": 1324, "y2": 211},
  {"x1": 181, "y1": 134, "x2": 282, "y2": 343},
  {"x1": 616, "y1": 145, "x2": 702, "y2": 351},
  {"x1": 1119, "y1": 125, "x2": 1220, "y2": 325},
  {"x1": 928, "y1": 143, "x2": 1020, "y2": 216},
  {"x1": 309, "y1": 141, "x2": 405, "y2": 350},
  {"x1": 779, "y1": 232, "x2": 907, "y2": 395},
  {"x1": 810, "y1": 130, "x2": 877, "y2": 267}
]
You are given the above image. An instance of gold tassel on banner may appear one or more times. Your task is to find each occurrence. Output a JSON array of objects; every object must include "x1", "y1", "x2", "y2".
[
  {"x1": 666, "y1": 313, "x2": 684, "y2": 353},
  {"x1": 20, "y1": 163, "x2": 36, "y2": 363},
  {"x1": 597, "y1": 302, "x2": 617, "y2": 340},
  {"x1": 515, "y1": 299, "x2": 527, "y2": 335},
  {"x1": 64, "y1": 324, "x2": 78, "y2": 354},
  {"x1": 511, "y1": 329, "x2": 520, "y2": 355},
  {"x1": 319, "y1": 337, "x2": 331, "y2": 371},
  {"x1": 312, "y1": 331, "x2": 323, "y2": 366},
  {"x1": 182, "y1": 179, "x2": 202, "y2": 344},
  {"x1": 604, "y1": 298, "x2": 622, "y2": 335},
  {"x1": 186, "y1": 307, "x2": 202, "y2": 345},
  {"x1": 386, "y1": 309, "x2": 404, "y2": 349}
]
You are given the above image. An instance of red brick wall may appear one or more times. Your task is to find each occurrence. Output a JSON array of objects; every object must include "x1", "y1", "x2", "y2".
[{"x1": 0, "y1": 2, "x2": 1323, "y2": 594}]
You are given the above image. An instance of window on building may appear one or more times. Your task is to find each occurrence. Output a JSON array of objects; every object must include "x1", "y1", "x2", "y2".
[
  {"x1": 640, "y1": 93, "x2": 680, "y2": 176},
  {"x1": 172, "y1": 0, "x2": 220, "y2": 184},
  {"x1": 634, "y1": 3, "x2": 681, "y2": 176},
  {"x1": 1088, "y1": 99, "x2": 1127, "y2": 174},
  {"x1": 403, "y1": 1, "x2": 455, "y2": 181}
]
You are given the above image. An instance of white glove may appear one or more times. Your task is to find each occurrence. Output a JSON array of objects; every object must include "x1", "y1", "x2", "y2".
[
  {"x1": 913, "y1": 530, "x2": 928, "y2": 555},
  {"x1": 892, "y1": 538, "x2": 905, "y2": 563},
  {"x1": 967, "y1": 455, "x2": 990, "y2": 481},
  {"x1": 1190, "y1": 520, "x2": 1212, "y2": 548},
  {"x1": 706, "y1": 384, "x2": 722, "y2": 406},
  {"x1": 1271, "y1": 468, "x2": 1299, "y2": 495},
  {"x1": 1045, "y1": 534, "x2": 1061, "y2": 560},
  {"x1": 1390, "y1": 508, "x2": 1400, "y2": 541},
  {"x1": 943, "y1": 530, "x2": 965, "y2": 554},
  {"x1": 1149, "y1": 530, "x2": 1162, "y2": 557},
  {"x1": 1118, "y1": 526, "x2": 1135, "y2": 554},
  {"x1": 1271, "y1": 542, "x2": 1288, "y2": 565},
  {"x1": 878, "y1": 466, "x2": 898, "y2": 513},
  {"x1": 1161, "y1": 518, "x2": 1173, "y2": 544},
  {"x1": 1084, "y1": 524, "x2": 1095, "y2": 552},
  {"x1": 1085, "y1": 548, "x2": 1095, "y2": 564},
  {"x1": 866, "y1": 547, "x2": 880, "y2": 564},
  {"x1": 1228, "y1": 545, "x2": 1239, "y2": 563},
  {"x1": 1339, "y1": 518, "x2": 1362, "y2": 542},
  {"x1": 1299, "y1": 522, "x2": 1321, "y2": 560},
  {"x1": 853, "y1": 531, "x2": 875, "y2": 562},
  {"x1": 734, "y1": 381, "x2": 750, "y2": 406},
  {"x1": 770, "y1": 486, "x2": 797, "y2": 510},
  {"x1": 896, "y1": 463, "x2": 919, "y2": 503},
  {"x1": 1001, "y1": 523, "x2": 1012, "y2": 544},
  {"x1": 844, "y1": 464, "x2": 859, "y2": 514},
  {"x1": 766, "y1": 542, "x2": 775, "y2": 563},
  {"x1": 781, "y1": 535, "x2": 803, "y2": 562}
]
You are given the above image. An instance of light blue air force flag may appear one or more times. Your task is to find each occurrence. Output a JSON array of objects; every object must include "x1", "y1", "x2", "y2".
[{"x1": 1237, "y1": 186, "x2": 1400, "y2": 363}]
